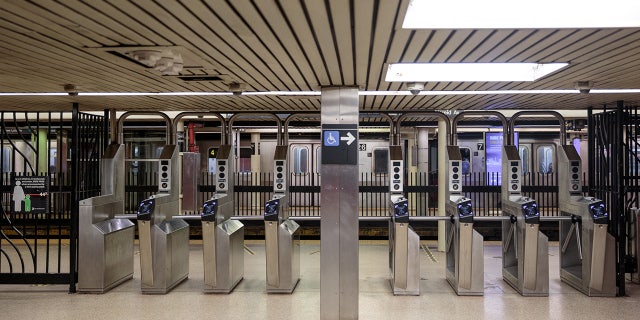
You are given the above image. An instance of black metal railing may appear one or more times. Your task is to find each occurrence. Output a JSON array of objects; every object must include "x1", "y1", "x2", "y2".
[{"x1": 123, "y1": 170, "x2": 572, "y2": 219}]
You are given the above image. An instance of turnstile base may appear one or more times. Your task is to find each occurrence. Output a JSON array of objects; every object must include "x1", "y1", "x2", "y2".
[
  {"x1": 267, "y1": 278, "x2": 300, "y2": 294},
  {"x1": 446, "y1": 270, "x2": 483, "y2": 296},
  {"x1": 78, "y1": 273, "x2": 133, "y2": 294},
  {"x1": 560, "y1": 270, "x2": 615, "y2": 297},
  {"x1": 204, "y1": 277, "x2": 243, "y2": 294},
  {"x1": 390, "y1": 279, "x2": 420, "y2": 296},
  {"x1": 141, "y1": 275, "x2": 188, "y2": 294},
  {"x1": 503, "y1": 270, "x2": 548, "y2": 297}
]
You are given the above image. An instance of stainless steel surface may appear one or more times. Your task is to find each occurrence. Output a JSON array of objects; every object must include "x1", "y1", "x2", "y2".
[
  {"x1": 508, "y1": 111, "x2": 567, "y2": 145},
  {"x1": 78, "y1": 144, "x2": 135, "y2": 294},
  {"x1": 228, "y1": 113, "x2": 283, "y2": 145},
  {"x1": 172, "y1": 112, "x2": 227, "y2": 145},
  {"x1": 202, "y1": 221, "x2": 217, "y2": 288},
  {"x1": 116, "y1": 111, "x2": 173, "y2": 144},
  {"x1": 181, "y1": 152, "x2": 200, "y2": 213},
  {"x1": 500, "y1": 145, "x2": 549, "y2": 296},
  {"x1": 444, "y1": 146, "x2": 484, "y2": 296},
  {"x1": 265, "y1": 221, "x2": 280, "y2": 287},
  {"x1": 451, "y1": 111, "x2": 508, "y2": 145},
  {"x1": 523, "y1": 224, "x2": 540, "y2": 290},
  {"x1": 391, "y1": 222, "x2": 420, "y2": 296},
  {"x1": 458, "y1": 223, "x2": 473, "y2": 289},
  {"x1": 558, "y1": 145, "x2": 616, "y2": 297},
  {"x1": 137, "y1": 146, "x2": 190, "y2": 294},
  {"x1": 203, "y1": 219, "x2": 245, "y2": 293},
  {"x1": 266, "y1": 219, "x2": 301, "y2": 293},
  {"x1": 589, "y1": 225, "x2": 608, "y2": 291},
  {"x1": 393, "y1": 223, "x2": 408, "y2": 289},
  {"x1": 320, "y1": 86, "x2": 359, "y2": 320}
]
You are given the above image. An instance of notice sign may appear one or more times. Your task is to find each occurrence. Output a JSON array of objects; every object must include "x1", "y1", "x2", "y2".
[{"x1": 11, "y1": 175, "x2": 49, "y2": 214}]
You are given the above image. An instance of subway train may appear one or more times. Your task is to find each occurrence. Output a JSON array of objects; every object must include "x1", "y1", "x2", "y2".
[{"x1": 116, "y1": 120, "x2": 588, "y2": 218}]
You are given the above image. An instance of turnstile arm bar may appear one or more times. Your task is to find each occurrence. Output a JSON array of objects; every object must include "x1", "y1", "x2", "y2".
[{"x1": 114, "y1": 214, "x2": 576, "y2": 222}]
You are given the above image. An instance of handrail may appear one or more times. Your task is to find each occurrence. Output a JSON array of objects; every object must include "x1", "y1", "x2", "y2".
[
  {"x1": 395, "y1": 112, "x2": 451, "y2": 145},
  {"x1": 171, "y1": 112, "x2": 227, "y2": 145},
  {"x1": 228, "y1": 113, "x2": 283, "y2": 145},
  {"x1": 451, "y1": 111, "x2": 509, "y2": 145},
  {"x1": 117, "y1": 111, "x2": 173, "y2": 144},
  {"x1": 508, "y1": 111, "x2": 567, "y2": 145},
  {"x1": 283, "y1": 113, "x2": 320, "y2": 145}
]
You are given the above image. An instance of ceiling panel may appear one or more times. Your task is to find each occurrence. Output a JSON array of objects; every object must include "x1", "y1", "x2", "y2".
[{"x1": 0, "y1": 0, "x2": 639, "y2": 112}]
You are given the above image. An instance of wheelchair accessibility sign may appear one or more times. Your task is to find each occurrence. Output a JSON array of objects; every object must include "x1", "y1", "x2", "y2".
[
  {"x1": 321, "y1": 124, "x2": 358, "y2": 165},
  {"x1": 324, "y1": 131, "x2": 340, "y2": 146}
]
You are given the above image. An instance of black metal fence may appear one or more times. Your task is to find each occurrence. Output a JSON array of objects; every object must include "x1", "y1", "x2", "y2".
[
  {"x1": 124, "y1": 170, "x2": 570, "y2": 219},
  {"x1": 0, "y1": 108, "x2": 105, "y2": 291},
  {"x1": 588, "y1": 102, "x2": 640, "y2": 296}
]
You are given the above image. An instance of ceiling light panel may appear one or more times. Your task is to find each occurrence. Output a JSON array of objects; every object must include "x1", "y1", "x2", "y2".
[
  {"x1": 385, "y1": 63, "x2": 568, "y2": 82},
  {"x1": 403, "y1": 0, "x2": 640, "y2": 29}
]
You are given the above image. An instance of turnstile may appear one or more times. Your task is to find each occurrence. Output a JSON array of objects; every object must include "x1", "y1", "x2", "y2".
[
  {"x1": 389, "y1": 195, "x2": 420, "y2": 295},
  {"x1": 265, "y1": 196, "x2": 300, "y2": 293},
  {"x1": 202, "y1": 145, "x2": 245, "y2": 293},
  {"x1": 264, "y1": 147, "x2": 300, "y2": 293},
  {"x1": 78, "y1": 144, "x2": 135, "y2": 293},
  {"x1": 137, "y1": 145, "x2": 190, "y2": 294},
  {"x1": 558, "y1": 145, "x2": 616, "y2": 296},
  {"x1": 444, "y1": 146, "x2": 484, "y2": 295},
  {"x1": 387, "y1": 146, "x2": 419, "y2": 295},
  {"x1": 501, "y1": 145, "x2": 549, "y2": 296}
]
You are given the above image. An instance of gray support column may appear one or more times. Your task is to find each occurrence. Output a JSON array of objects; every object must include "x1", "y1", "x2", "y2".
[
  {"x1": 438, "y1": 119, "x2": 447, "y2": 251},
  {"x1": 320, "y1": 87, "x2": 359, "y2": 320},
  {"x1": 251, "y1": 133, "x2": 261, "y2": 210}
]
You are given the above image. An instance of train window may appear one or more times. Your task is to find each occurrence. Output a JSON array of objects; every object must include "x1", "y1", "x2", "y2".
[
  {"x1": 518, "y1": 146, "x2": 530, "y2": 174},
  {"x1": 49, "y1": 148, "x2": 57, "y2": 173},
  {"x1": 2, "y1": 146, "x2": 11, "y2": 173},
  {"x1": 537, "y1": 145, "x2": 555, "y2": 174},
  {"x1": 373, "y1": 148, "x2": 389, "y2": 174},
  {"x1": 316, "y1": 146, "x2": 321, "y2": 173},
  {"x1": 293, "y1": 146, "x2": 309, "y2": 174},
  {"x1": 237, "y1": 147, "x2": 252, "y2": 173},
  {"x1": 460, "y1": 147, "x2": 471, "y2": 175}
]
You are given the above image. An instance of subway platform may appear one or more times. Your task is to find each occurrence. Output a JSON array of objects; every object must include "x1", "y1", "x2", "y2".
[{"x1": 1, "y1": 240, "x2": 639, "y2": 320}]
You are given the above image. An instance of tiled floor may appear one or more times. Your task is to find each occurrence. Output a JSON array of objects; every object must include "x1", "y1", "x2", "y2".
[{"x1": 1, "y1": 240, "x2": 639, "y2": 320}]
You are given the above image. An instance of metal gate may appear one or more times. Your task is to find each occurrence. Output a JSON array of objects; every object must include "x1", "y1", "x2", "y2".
[
  {"x1": 0, "y1": 105, "x2": 106, "y2": 292},
  {"x1": 588, "y1": 101, "x2": 640, "y2": 296}
]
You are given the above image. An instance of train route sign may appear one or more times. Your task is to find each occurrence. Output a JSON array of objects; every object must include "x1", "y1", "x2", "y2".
[
  {"x1": 321, "y1": 124, "x2": 358, "y2": 165},
  {"x1": 11, "y1": 175, "x2": 49, "y2": 214}
]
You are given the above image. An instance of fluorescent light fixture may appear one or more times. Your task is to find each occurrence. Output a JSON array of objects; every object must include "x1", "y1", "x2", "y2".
[
  {"x1": 386, "y1": 63, "x2": 568, "y2": 82},
  {"x1": 3, "y1": 88, "x2": 640, "y2": 97},
  {"x1": 403, "y1": 0, "x2": 640, "y2": 29}
]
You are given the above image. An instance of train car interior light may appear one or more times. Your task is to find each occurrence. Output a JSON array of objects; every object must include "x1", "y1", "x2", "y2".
[{"x1": 403, "y1": 0, "x2": 640, "y2": 29}]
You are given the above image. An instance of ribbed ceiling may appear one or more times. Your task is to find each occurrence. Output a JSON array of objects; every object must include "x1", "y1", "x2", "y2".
[{"x1": 1, "y1": 0, "x2": 639, "y2": 112}]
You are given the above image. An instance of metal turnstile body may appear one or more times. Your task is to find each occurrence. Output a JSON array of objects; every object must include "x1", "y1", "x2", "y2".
[
  {"x1": 387, "y1": 146, "x2": 420, "y2": 295},
  {"x1": 202, "y1": 145, "x2": 245, "y2": 293},
  {"x1": 389, "y1": 195, "x2": 420, "y2": 295},
  {"x1": 264, "y1": 146, "x2": 300, "y2": 293},
  {"x1": 444, "y1": 146, "x2": 484, "y2": 295},
  {"x1": 633, "y1": 208, "x2": 640, "y2": 283},
  {"x1": 137, "y1": 145, "x2": 190, "y2": 294},
  {"x1": 558, "y1": 145, "x2": 616, "y2": 296},
  {"x1": 78, "y1": 144, "x2": 135, "y2": 293},
  {"x1": 501, "y1": 145, "x2": 549, "y2": 296}
]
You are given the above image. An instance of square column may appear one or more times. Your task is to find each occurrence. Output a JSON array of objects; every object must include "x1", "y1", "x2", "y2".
[{"x1": 320, "y1": 87, "x2": 359, "y2": 320}]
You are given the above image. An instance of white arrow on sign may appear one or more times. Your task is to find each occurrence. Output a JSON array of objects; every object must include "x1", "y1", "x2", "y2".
[{"x1": 340, "y1": 132, "x2": 356, "y2": 145}]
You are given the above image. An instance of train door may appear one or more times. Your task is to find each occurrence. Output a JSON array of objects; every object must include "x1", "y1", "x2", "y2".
[
  {"x1": 532, "y1": 143, "x2": 556, "y2": 176},
  {"x1": 518, "y1": 143, "x2": 532, "y2": 178},
  {"x1": 289, "y1": 143, "x2": 320, "y2": 207}
]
